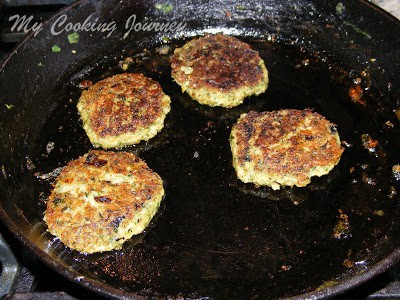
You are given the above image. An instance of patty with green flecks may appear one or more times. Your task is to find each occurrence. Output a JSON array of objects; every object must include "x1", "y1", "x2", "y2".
[
  {"x1": 230, "y1": 109, "x2": 344, "y2": 190},
  {"x1": 171, "y1": 34, "x2": 269, "y2": 108},
  {"x1": 44, "y1": 150, "x2": 164, "y2": 253},
  {"x1": 77, "y1": 73, "x2": 171, "y2": 149}
]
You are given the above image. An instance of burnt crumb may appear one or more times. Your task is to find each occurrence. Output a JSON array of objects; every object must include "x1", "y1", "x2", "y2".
[
  {"x1": 242, "y1": 122, "x2": 255, "y2": 139},
  {"x1": 26, "y1": 156, "x2": 36, "y2": 171},
  {"x1": 333, "y1": 209, "x2": 351, "y2": 239},
  {"x1": 94, "y1": 196, "x2": 112, "y2": 204},
  {"x1": 343, "y1": 259, "x2": 355, "y2": 268},
  {"x1": 110, "y1": 216, "x2": 126, "y2": 231},
  {"x1": 85, "y1": 153, "x2": 108, "y2": 167},
  {"x1": 111, "y1": 83, "x2": 122, "y2": 89},
  {"x1": 329, "y1": 125, "x2": 337, "y2": 133},
  {"x1": 78, "y1": 80, "x2": 92, "y2": 89},
  {"x1": 349, "y1": 85, "x2": 365, "y2": 105},
  {"x1": 281, "y1": 265, "x2": 292, "y2": 271},
  {"x1": 305, "y1": 135, "x2": 313, "y2": 140},
  {"x1": 361, "y1": 134, "x2": 381, "y2": 157}
]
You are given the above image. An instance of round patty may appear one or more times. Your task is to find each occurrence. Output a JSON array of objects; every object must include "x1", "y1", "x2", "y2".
[
  {"x1": 77, "y1": 73, "x2": 171, "y2": 149},
  {"x1": 44, "y1": 150, "x2": 164, "y2": 253},
  {"x1": 230, "y1": 109, "x2": 344, "y2": 190},
  {"x1": 171, "y1": 34, "x2": 269, "y2": 108}
]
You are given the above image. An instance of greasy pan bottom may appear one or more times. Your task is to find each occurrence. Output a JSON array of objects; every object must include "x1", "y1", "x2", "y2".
[
  {"x1": 0, "y1": 0, "x2": 399, "y2": 299},
  {"x1": 30, "y1": 38, "x2": 400, "y2": 299}
]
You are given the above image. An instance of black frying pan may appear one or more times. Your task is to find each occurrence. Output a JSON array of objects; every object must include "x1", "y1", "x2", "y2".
[{"x1": 0, "y1": 0, "x2": 399, "y2": 299}]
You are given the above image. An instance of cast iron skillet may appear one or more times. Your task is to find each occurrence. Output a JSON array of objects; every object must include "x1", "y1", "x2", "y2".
[{"x1": 0, "y1": 0, "x2": 399, "y2": 298}]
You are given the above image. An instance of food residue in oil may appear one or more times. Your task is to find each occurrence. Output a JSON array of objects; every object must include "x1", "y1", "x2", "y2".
[
  {"x1": 119, "y1": 57, "x2": 134, "y2": 71},
  {"x1": 302, "y1": 59, "x2": 310, "y2": 66},
  {"x1": 336, "y1": 2, "x2": 345, "y2": 15},
  {"x1": 388, "y1": 186, "x2": 397, "y2": 199},
  {"x1": 46, "y1": 141, "x2": 55, "y2": 154},
  {"x1": 67, "y1": 32, "x2": 79, "y2": 44},
  {"x1": 343, "y1": 258, "x2": 354, "y2": 268},
  {"x1": 52, "y1": 45, "x2": 61, "y2": 53},
  {"x1": 154, "y1": 3, "x2": 173, "y2": 13},
  {"x1": 26, "y1": 156, "x2": 36, "y2": 171},
  {"x1": 373, "y1": 210, "x2": 385, "y2": 217},
  {"x1": 362, "y1": 172, "x2": 376, "y2": 186},
  {"x1": 1, "y1": 165, "x2": 6, "y2": 179},
  {"x1": 4, "y1": 103, "x2": 14, "y2": 110},
  {"x1": 361, "y1": 134, "x2": 378, "y2": 153},
  {"x1": 341, "y1": 140, "x2": 352, "y2": 148},
  {"x1": 156, "y1": 45, "x2": 171, "y2": 55},
  {"x1": 343, "y1": 21, "x2": 372, "y2": 39},
  {"x1": 349, "y1": 85, "x2": 365, "y2": 105},
  {"x1": 392, "y1": 164, "x2": 400, "y2": 180},
  {"x1": 266, "y1": 34, "x2": 277, "y2": 42},
  {"x1": 333, "y1": 209, "x2": 351, "y2": 239},
  {"x1": 385, "y1": 121, "x2": 394, "y2": 128},
  {"x1": 161, "y1": 36, "x2": 170, "y2": 43},
  {"x1": 35, "y1": 167, "x2": 64, "y2": 180},
  {"x1": 281, "y1": 265, "x2": 292, "y2": 271},
  {"x1": 394, "y1": 109, "x2": 400, "y2": 121},
  {"x1": 78, "y1": 80, "x2": 93, "y2": 89}
]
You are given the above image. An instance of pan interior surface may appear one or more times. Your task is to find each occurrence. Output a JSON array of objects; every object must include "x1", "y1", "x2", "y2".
[{"x1": 0, "y1": 0, "x2": 399, "y2": 299}]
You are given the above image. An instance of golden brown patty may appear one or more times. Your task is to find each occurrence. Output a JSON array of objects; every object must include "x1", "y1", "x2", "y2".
[
  {"x1": 171, "y1": 34, "x2": 269, "y2": 108},
  {"x1": 230, "y1": 109, "x2": 344, "y2": 190},
  {"x1": 77, "y1": 73, "x2": 171, "y2": 149},
  {"x1": 44, "y1": 150, "x2": 164, "y2": 253}
]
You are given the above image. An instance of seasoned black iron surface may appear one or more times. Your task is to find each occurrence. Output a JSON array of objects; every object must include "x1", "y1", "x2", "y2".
[{"x1": 25, "y1": 39, "x2": 400, "y2": 299}]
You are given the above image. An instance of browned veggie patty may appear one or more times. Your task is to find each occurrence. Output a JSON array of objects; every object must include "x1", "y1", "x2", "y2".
[
  {"x1": 230, "y1": 109, "x2": 344, "y2": 190},
  {"x1": 77, "y1": 73, "x2": 171, "y2": 149},
  {"x1": 44, "y1": 150, "x2": 164, "y2": 253},
  {"x1": 171, "y1": 34, "x2": 269, "y2": 107}
]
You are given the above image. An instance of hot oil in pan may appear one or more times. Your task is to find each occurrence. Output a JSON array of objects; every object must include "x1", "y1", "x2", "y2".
[{"x1": 34, "y1": 37, "x2": 400, "y2": 299}]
